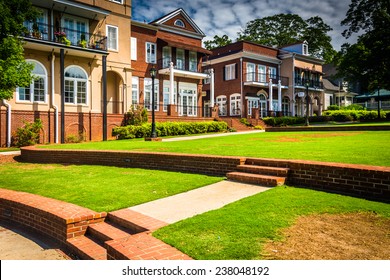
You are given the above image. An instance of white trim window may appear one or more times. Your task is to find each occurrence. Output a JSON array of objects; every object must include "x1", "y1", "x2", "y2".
[
  {"x1": 64, "y1": 66, "x2": 88, "y2": 105},
  {"x1": 146, "y1": 42, "x2": 156, "y2": 63},
  {"x1": 163, "y1": 80, "x2": 177, "y2": 112},
  {"x1": 178, "y1": 82, "x2": 197, "y2": 116},
  {"x1": 189, "y1": 51, "x2": 197, "y2": 72},
  {"x1": 62, "y1": 15, "x2": 89, "y2": 46},
  {"x1": 131, "y1": 76, "x2": 139, "y2": 105},
  {"x1": 176, "y1": 48, "x2": 185, "y2": 70},
  {"x1": 269, "y1": 67, "x2": 277, "y2": 80},
  {"x1": 24, "y1": 8, "x2": 48, "y2": 40},
  {"x1": 224, "y1": 64, "x2": 236, "y2": 80},
  {"x1": 107, "y1": 25, "x2": 118, "y2": 51},
  {"x1": 282, "y1": 97, "x2": 290, "y2": 116},
  {"x1": 144, "y1": 78, "x2": 159, "y2": 111},
  {"x1": 17, "y1": 60, "x2": 47, "y2": 103},
  {"x1": 131, "y1": 37, "x2": 137, "y2": 60},
  {"x1": 216, "y1": 95, "x2": 227, "y2": 116},
  {"x1": 230, "y1": 94, "x2": 241, "y2": 116},
  {"x1": 258, "y1": 65, "x2": 266, "y2": 83},
  {"x1": 174, "y1": 19, "x2": 185, "y2": 28},
  {"x1": 203, "y1": 68, "x2": 212, "y2": 84},
  {"x1": 110, "y1": 0, "x2": 123, "y2": 4},
  {"x1": 162, "y1": 46, "x2": 171, "y2": 68},
  {"x1": 246, "y1": 63, "x2": 255, "y2": 82}
]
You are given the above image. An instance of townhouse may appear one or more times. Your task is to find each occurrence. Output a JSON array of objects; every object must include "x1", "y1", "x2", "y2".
[
  {"x1": 202, "y1": 41, "x2": 289, "y2": 119},
  {"x1": 279, "y1": 41, "x2": 325, "y2": 116},
  {"x1": 130, "y1": 8, "x2": 213, "y2": 120},
  {"x1": 0, "y1": 0, "x2": 132, "y2": 146},
  {"x1": 202, "y1": 40, "x2": 325, "y2": 120}
]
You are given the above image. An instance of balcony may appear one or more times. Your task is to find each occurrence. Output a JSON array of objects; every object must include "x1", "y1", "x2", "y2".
[
  {"x1": 22, "y1": 22, "x2": 108, "y2": 55},
  {"x1": 157, "y1": 58, "x2": 208, "y2": 80},
  {"x1": 294, "y1": 78, "x2": 324, "y2": 89},
  {"x1": 243, "y1": 72, "x2": 289, "y2": 88}
]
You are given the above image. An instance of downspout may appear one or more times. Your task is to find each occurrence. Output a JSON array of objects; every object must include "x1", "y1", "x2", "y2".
[
  {"x1": 2, "y1": 99, "x2": 11, "y2": 147},
  {"x1": 51, "y1": 52, "x2": 58, "y2": 143}
]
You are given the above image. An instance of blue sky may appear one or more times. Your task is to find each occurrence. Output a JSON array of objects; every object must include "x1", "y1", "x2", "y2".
[{"x1": 131, "y1": 0, "x2": 357, "y2": 50}]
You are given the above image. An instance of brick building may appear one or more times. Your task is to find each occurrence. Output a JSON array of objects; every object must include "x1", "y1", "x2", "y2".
[{"x1": 130, "y1": 8, "x2": 212, "y2": 120}]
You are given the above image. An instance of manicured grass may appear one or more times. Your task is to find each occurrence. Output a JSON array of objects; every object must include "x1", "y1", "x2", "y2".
[
  {"x1": 153, "y1": 186, "x2": 390, "y2": 260},
  {"x1": 0, "y1": 163, "x2": 223, "y2": 212},
  {"x1": 41, "y1": 131, "x2": 390, "y2": 166}
]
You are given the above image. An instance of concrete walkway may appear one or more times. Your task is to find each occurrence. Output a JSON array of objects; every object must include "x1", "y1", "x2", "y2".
[
  {"x1": 130, "y1": 180, "x2": 270, "y2": 224},
  {"x1": 162, "y1": 129, "x2": 264, "y2": 142}
]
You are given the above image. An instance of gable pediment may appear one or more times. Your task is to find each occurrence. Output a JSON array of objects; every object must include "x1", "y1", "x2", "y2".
[{"x1": 150, "y1": 8, "x2": 205, "y2": 38}]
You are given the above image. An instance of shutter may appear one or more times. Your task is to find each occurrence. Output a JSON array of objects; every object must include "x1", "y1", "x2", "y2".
[
  {"x1": 223, "y1": 66, "x2": 226, "y2": 81},
  {"x1": 235, "y1": 63, "x2": 238, "y2": 79}
]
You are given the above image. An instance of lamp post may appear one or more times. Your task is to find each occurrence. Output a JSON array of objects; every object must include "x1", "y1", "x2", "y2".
[{"x1": 150, "y1": 66, "x2": 157, "y2": 138}]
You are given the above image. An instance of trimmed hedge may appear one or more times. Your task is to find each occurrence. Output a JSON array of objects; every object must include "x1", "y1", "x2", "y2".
[
  {"x1": 112, "y1": 121, "x2": 228, "y2": 139},
  {"x1": 263, "y1": 110, "x2": 389, "y2": 127}
]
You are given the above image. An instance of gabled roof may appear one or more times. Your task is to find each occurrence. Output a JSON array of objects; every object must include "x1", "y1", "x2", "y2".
[{"x1": 149, "y1": 8, "x2": 206, "y2": 39}]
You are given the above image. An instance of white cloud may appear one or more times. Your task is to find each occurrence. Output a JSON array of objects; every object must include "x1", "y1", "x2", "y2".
[{"x1": 132, "y1": 0, "x2": 356, "y2": 50}]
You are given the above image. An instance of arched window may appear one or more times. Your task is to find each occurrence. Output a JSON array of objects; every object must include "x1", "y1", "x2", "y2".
[
  {"x1": 216, "y1": 95, "x2": 227, "y2": 116},
  {"x1": 17, "y1": 60, "x2": 47, "y2": 102},
  {"x1": 64, "y1": 66, "x2": 88, "y2": 104},
  {"x1": 230, "y1": 93, "x2": 241, "y2": 116},
  {"x1": 259, "y1": 93, "x2": 268, "y2": 117},
  {"x1": 174, "y1": 19, "x2": 185, "y2": 28}
]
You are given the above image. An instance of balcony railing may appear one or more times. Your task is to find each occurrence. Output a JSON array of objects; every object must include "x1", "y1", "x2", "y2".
[
  {"x1": 294, "y1": 77, "x2": 324, "y2": 89},
  {"x1": 156, "y1": 58, "x2": 201, "y2": 73},
  {"x1": 243, "y1": 71, "x2": 289, "y2": 87},
  {"x1": 23, "y1": 22, "x2": 107, "y2": 51}
]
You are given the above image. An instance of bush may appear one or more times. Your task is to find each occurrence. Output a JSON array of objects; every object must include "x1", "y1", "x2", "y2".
[
  {"x1": 14, "y1": 119, "x2": 43, "y2": 147},
  {"x1": 122, "y1": 105, "x2": 148, "y2": 126},
  {"x1": 239, "y1": 118, "x2": 251, "y2": 126},
  {"x1": 262, "y1": 116, "x2": 305, "y2": 127},
  {"x1": 327, "y1": 105, "x2": 340, "y2": 110},
  {"x1": 343, "y1": 104, "x2": 364, "y2": 111},
  {"x1": 112, "y1": 121, "x2": 228, "y2": 140}
]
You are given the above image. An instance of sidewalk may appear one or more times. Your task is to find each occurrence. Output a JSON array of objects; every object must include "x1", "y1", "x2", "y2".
[{"x1": 162, "y1": 129, "x2": 264, "y2": 142}]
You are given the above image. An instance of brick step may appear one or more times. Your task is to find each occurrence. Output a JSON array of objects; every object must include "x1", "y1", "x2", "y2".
[
  {"x1": 226, "y1": 172, "x2": 286, "y2": 187},
  {"x1": 237, "y1": 164, "x2": 289, "y2": 177},
  {"x1": 67, "y1": 235, "x2": 107, "y2": 260},
  {"x1": 87, "y1": 222, "x2": 132, "y2": 245}
]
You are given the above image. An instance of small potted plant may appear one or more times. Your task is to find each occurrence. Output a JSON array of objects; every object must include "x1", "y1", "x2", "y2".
[
  {"x1": 78, "y1": 33, "x2": 87, "y2": 48},
  {"x1": 32, "y1": 22, "x2": 41, "y2": 39}
]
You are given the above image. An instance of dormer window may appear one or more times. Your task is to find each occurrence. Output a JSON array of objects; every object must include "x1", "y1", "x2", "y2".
[{"x1": 174, "y1": 19, "x2": 185, "y2": 28}]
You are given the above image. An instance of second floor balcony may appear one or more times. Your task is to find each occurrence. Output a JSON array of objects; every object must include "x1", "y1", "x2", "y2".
[
  {"x1": 23, "y1": 22, "x2": 107, "y2": 52},
  {"x1": 243, "y1": 71, "x2": 289, "y2": 88},
  {"x1": 294, "y1": 77, "x2": 324, "y2": 89}
]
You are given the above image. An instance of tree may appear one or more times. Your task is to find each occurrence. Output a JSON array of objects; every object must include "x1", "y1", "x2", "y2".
[
  {"x1": 0, "y1": 0, "x2": 39, "y2": 100},
  {"x1": 237, "y1": 14, "x2": 335, "y2": 62},
  {"x1": 204, "y1": 34, "x2": 232, "y2": 50},
  {"x1": 338, "y1": 0, "x2": 390, "y2": 91}
]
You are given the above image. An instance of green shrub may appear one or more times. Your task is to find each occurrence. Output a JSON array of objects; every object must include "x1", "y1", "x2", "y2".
[
  {"x1": 343, "y1": 104, "x2": 364, "y2": 111},
  {"x1": 262, "y1": 116, "x2": 305, "y2": 127},
  {"x1": 239, "y1": 118, "x2": 251, "y2": 126},
  {"x1": 123, "y1": 105, "x2": 148, "y2": 126},
  {"x1": 112, "y1": 121, "x2": 228, "y2": 139},
  {"x1": 14, "y1": 119, "x2": 43, "y2": 147},
  {"x1": 327, "y1": 105, "x2": 340, "y2": 110}
]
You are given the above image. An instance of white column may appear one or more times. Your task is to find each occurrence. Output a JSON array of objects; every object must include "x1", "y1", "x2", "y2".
[
  {"x1": 291, "y1": 99, "x2": 295, "y2": 117},
  {"x1": 170, "y1": 62, "x2": 175, "y2": 104},
  {"x1": 268, "y1": 78, "x2": 273, "y2": 112},
  {"x1": 210, "y1": 68, "x2": 215, "y2": 107},
  {"x1": 278, "y1": 79, "x2": 282, "y2": 113}
]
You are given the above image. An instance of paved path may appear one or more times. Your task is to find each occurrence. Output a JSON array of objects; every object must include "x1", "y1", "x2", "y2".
[
  {"x1": 130, "y1": 180, "x2": 270, "y2": 224},
  {"x1": 162, "y1": 130, "x2": 264, "y2": 142}
]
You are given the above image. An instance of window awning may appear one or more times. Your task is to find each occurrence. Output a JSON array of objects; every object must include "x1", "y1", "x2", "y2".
[{"x1": 158, "y1": 39, "x2": 212, "y2": 55}]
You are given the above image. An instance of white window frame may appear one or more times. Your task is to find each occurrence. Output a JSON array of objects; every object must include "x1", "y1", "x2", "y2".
[
  {"x1": 230, "y1": 93, "x2": 241, "y2": 116},
  {"x1": 246, "y1": 63, "x2": 255, "y2": 82},
  {"x1": 189, "y1": 51, "x2": 197, "y2": 72},
  {"x1": 64, "y1": 65, "x2": 88, "y2": 105},
  {"x1": 174, "y1": 19, "x2": 185, "y2": 28},
  {"x1": 162, "y1": 46, "x2": 171, "y2": 68},
  {"x1": 176, "y1": 48, "x2": 185, "y2": 70},
  {"x1": 269, "y1": 67, "x2": 277, "y2": 80},
  {"x1": 110, "y1": 0, "x2": 123, "y2": 4},
  {"x1": 258, "y1": 65, "x2": 266, "y2": 83},
  {"x1": 203, "y1": 68, "x2": 212, "y2": 84},
  {"x1": 17, "y1": 60, "x2": 48, "y2": 103},
  {"x1": 61, "y1": 14, "x2": 89, "y2": 46},
  {"x1": 131, "y1": 76, "x2": 139, "y2": 105},
  {"x1": 144, "y1": 78, "x2": 159, "y2": 111},
  {"x1": 225, "y1": 64, "x2": 236, "y2": 80},
  {"x1": 163, "y1": 80, "x2": 177, "y2": 112},
  {"x1": 131, "y1": 37, "x2": 137, "y2": 60},
  {"x1": 146, "y1": 42, "x2": 156, "y2": 63},
  {"x1": 216, "y1": 95, "x2": 227, "y2": 116},
  {"x1": 178, "y1": 82, "x2": 197, "y2": 116},
  {"x1": 107, "y1": 25, "x2": 118, "y2": 51}
]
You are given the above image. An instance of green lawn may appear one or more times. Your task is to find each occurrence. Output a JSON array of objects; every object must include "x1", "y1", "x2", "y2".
[
  {"x1": 41, "y1": 131, "x2": 390, "y2": 166},
  {"x1": 153, "y1": 186, "x2": 390, "y2": 260},
  {"x1": 0, "y1": 162, "x2": 223, "y2": 212}
]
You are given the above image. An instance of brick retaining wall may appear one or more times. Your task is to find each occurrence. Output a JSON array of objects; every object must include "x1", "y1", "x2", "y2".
[
  {"x1": 0, "y1": 189, "x2": 106, "y2": 245},
  {"x1": 20, "y1": 147, "x2": 390, "y2": 203},
  {"x1": 266, "y1": 126, "x2": 390, "y2": 132}
]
